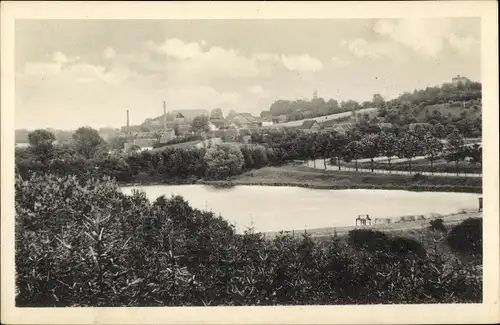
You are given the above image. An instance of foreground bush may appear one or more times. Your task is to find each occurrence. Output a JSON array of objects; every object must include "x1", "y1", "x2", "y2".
[
  {"x1": 15, "y1": 174, "x2": 482, "y2": 306},
  {"x1": 447, "y1": 218, "x2": 482, "y2": 257}
]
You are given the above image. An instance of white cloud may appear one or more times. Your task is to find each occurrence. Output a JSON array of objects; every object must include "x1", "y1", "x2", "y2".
[
  {"x1": 253, "y1": 52, "x2": 280, "y2": 62},
  {"x1": 154, "y1": 38, "x2": 204, "y2": 60},
  {"x1": 145, "y1": 39, "x2": 262, "y2": 79},
  {"x1": 373, "y1": 19, "x2": 479, "y2": 58},
  {"x1": 23, "y1": 62, "x2": 62, "y2": 76},
  {"x1": 165, "y1": 86, "x2": 242, "y2": 110},
  {"x1": 341, "y1": 38, "x2": 393, "y2": 58},
  {"x1": 331, "y1": 56, "x2": 351, "y2": 68},
  {"x1": 247, "y1": 84, "x2": 269, "y2": 98},
  {"x1": 446, "y1": 33, "x2": 479, "y2": 56},
  {"x1": 53, "y1": 52, "x2": 68, "y2": 65},
  {"x1": 104, "y1": 47, "x2": 116, "y2": 60},
  {"x1": 280, "y1": 54, "x2": 323, "y2": 72}
]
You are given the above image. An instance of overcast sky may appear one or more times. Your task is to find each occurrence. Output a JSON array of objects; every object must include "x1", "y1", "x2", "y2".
[{"x1": 15, "y1": 18, "x2": 480, "y2": 130}]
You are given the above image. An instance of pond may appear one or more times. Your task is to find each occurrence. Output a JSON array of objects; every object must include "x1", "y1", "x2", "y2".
[{"x1": 120, "y1": 185, "x2": 481, "y2": 233}]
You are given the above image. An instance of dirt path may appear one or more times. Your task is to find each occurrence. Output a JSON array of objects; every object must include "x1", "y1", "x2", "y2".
[
  {"x1": 264, "y1": 211, "x2": 482, "y2": 239},
  {"x1": 304, "y1": 159, "x2": 482, "y2": 178}
]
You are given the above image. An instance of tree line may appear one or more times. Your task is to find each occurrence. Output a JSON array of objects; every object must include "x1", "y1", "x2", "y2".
[
  {"x1": 16, "y1": 122, "x2": 481, "y2": 185},
  {"x1": 260, "y1": 80, "x2": 481, "y2": 125}
]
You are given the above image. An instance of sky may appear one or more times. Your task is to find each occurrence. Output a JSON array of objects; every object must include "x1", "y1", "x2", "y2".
[{"x1": 15, "y1": 18, "x2": 481, "y2": 130}]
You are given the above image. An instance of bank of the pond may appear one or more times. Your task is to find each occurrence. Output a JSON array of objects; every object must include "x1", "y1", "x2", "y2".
[
  {"x1": 120, "y1": 164, "x2": 482, "y2": 194},
  {"x1": 264, "y1": 211, "x2": 482, "y2": 239}
]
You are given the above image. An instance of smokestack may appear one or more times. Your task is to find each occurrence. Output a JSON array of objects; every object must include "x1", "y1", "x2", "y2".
[
  {"x1": 126, "y1": 110, "x2": 130, "y2": 140},
  {"x1": 163, "y1": 101, "x2": 167, "y2": 131}
]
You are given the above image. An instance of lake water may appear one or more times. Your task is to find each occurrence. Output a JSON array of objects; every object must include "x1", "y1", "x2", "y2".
[{"x1": 120, "y1": 185, "x2": 481, "y2": 233}]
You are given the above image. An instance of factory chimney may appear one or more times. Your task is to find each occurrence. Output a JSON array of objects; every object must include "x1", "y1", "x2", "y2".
[
  {"x1": 163, "y1": 101, "x2": 167, "y2": 131},
  {"x1": 126, "y1": 109, "x2": 130, "y2": 140}
]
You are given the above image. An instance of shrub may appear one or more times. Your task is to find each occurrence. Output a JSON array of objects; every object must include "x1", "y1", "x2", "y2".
[
  {"x1": 429, "y1": 218, "x2": 447, "y2": 232},
  {"x1": 15, "y1": 175, "x2": 483, "y2": 306},
  {"x1": 347, "y1": 229, "x2": 390, "y2": 252},
  {"x1": 446, "y1": 218, "x2": 482, "y2": 257}
]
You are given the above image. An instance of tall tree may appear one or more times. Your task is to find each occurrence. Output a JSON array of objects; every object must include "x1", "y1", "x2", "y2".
[
  {"x1": 316, "y1": 132, "x2": 333, "y2": 170},
  {"x1": 445, "y1": 128, "x2": 466, "y2": 176},
  {"x1": 360, "y1": 134, "x2": 380, "y2": 172},
  {"x1": 27, "y1": 129, "x2": 56, "y2": 162},
  {"x1": 378, "y1": 131, "x2": 397, "y2": 170},
  {"x1": 191, "y1": 115, "x2": 211, "y2": 133},
  {"x1": 72, "y1": 127, "x2": 105, "y2": 159},
  {"x1": 330, "y1": 132, "x2": 348, "y2": 170},
  {"x1": 372, "y1": 93, "x2": 385, "y2": 108},
  {"x1": 422, "y1": 132, "x2": 443, "y2": 175},
  {"x1": 210, "y1": 108, "x2": 225, "y2": 120},
  {"x1": 396, "y1": 131, "x2": 423, "y2": 174},
  {"x1": 343, "y1": 140, "x2": 364, "y2": 171}
]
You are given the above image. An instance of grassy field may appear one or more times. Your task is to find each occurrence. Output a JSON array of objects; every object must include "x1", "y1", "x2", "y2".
[{"x1": 202, "y1": 163, "x2": 482, "y2": 193}]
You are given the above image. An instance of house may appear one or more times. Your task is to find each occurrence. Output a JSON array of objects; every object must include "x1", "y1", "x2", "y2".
[
  {"x1": 210, "y1": 118, "x2": 226, "y2": 130},
  {"x1": 330, "y1": 123, "x2": 354, "y2": 134},
  {"x1": 170, "y1": 109, "x2": 209, "y2": 122},
  {"x1": 133, "y1": 138, "x2": 156, "y2": 152},
  {"x1": 159, "y1": 129, "x2": 176, "y2": 144},
  {"x1": 177, "y1": 124, "x2": 192, "y2": 136},
  {"x1": 174, "y1": 113, "x2": 186, "y2": 124},
  {"x1": 299, "y1": 120, "x2": 321, "y2": 133},
  {"x1": 376, "y1": 123, "x2": 393, "y2": 130},
  {"x1": 452, "y1": 75, "x2": 469, "y2": 86},
  {"x1": 233, "y1": 113, "x2": 260, "y2": 129},
  {"x1": 241, "y1": 135, "x2": 253, "y2": 144},
  {"x1": 261, "y1": 121, "x2": 274, "y2": 127},
  {"x1": 272, "y1": 115, "x2": 288, "y2": 123},
  {"x1": 239, "y1": 128, "x2": 252, "y2": 137},
  {"x1": 207, "y1": 121, "x2": 218, "y2": 131},
  {"x1": 407, "y1": 123, "x2": 433, "y2": 133},
  {"x1": 223, "y1": 128, "x2": 239, "y2": 141},
  {"x1": 194, "y1": 137, "x2": 223, "y2": 149}
]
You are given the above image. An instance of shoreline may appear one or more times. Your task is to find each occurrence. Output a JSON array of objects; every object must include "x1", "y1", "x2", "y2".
[
  {"x1": 262, "y1": 210, "x2": 482, "y2": 239},
  {"x1": 121, "y1": 180, "x2": 482, "y2": 194}
]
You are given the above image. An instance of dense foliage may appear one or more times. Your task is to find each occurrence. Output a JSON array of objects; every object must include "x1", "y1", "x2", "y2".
[
  {"x1": 16, "y1": 175, "x2": 482, "y2": 306},
  {"x1": 16, "y1": 122, "x2": 481, "y2": 189}
]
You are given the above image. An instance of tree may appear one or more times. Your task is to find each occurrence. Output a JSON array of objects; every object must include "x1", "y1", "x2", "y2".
[
  {"x1": 27, "y1": 129, "x2": 56, "y2": 162},
  {"x1": 191, "y1": 115, "x2": 211, "y2": 133},
  {"x1": 396, "y1": 131, "x2": 423, "y2": 174},
  {"x1": 330, "y1": 132, "x2": 348, "y2": 170},
  {"x1": 360, "y1": 134, "x2": 380, "y2": 172},
  {"x1": 466, "y1": 144, "x2": 482, "y2": 165},
  {"x1": 173, "y1": 123, "x2": 181, "y2": 136},
  {"x1": 422, "y1": 132, "x2": 443, "y2": 175},
  {"x1": 210, "y1": 108, "x2": 225, "y2": 120},
  {"x1": 343, "y1": 140, "x2": 364, "y2": 171},
  {"x1": 372, "y1": 93, "x2": 385, "y2": 108},
  {"x1": 108, "y1": 136, "x2": 127, "y2": 151},
  {"x1": 378, "y1": 132, "x2": 397, "y2": 170},
  {"x1": 445, "y1": 129, "x2": 466, "y2": 176},
  {"x1": 316, "y1": 132, "x2": 333, "y2": 169},
  {"x1": 203, "y1": 144, "x2": 244, "y2": 180},
  {"x1": 72, "y1": 127, "x2": 105, "y2": 159}
]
